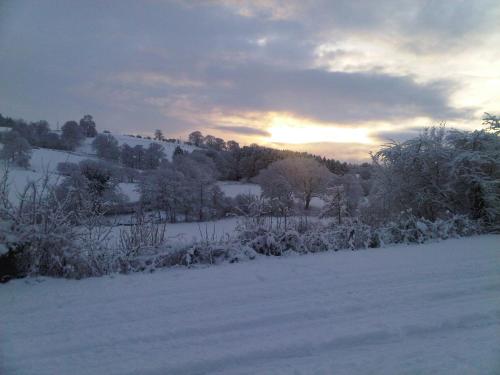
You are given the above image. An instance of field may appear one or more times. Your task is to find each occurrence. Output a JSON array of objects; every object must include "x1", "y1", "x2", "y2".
[{"x1": 1, "y1": 235, "x2": 499, "y2": 375}]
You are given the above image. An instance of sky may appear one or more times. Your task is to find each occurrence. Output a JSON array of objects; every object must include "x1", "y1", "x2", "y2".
[{"x1": 1, "y1": 0, "x2": 499, "y2": 161}]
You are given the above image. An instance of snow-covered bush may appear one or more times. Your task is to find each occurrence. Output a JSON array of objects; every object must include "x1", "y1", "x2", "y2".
[
  {"x1": 376, "y1": 211, "x2": 481, "y2": 246},
  {"x1": 0, "y1": 172, "x2": 94, "y2": 279},
  {"x1": 370, "y1": 125, "x2": 499, "y2": 230},
  {"x1": 183, "y1": 242, "x2": 257, "y2": 266},
  {"x1": 56, "y1": 159, "x2": 125, "y2": 217},
  {"x1": 302, "y1": 230, "x2": 330, "y2": 253},
  {"x1": 0, "y1": 169, "x2": 119, "y2": 279},
  {"x1": 117, "y1": 212, "x2": 167, "y2": 257}
]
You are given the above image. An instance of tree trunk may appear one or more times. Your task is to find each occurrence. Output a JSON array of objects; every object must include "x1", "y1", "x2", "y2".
[{"x1": 304, "y1": 193, "x2": 311, "y2": 210}]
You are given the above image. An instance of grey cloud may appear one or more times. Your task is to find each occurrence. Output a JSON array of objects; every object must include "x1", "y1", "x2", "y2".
[
  {"x1": 212, "y1": 125, "x2": 271, "y2": 137},
  {"x1": 0, "y1": 0, "x2": 491, "y2": 138},
  {"x1": 374, "y1": 127, "x2": 428, "y2": 143},
  {"x1": 202, "y1": 64, "x2": 468, "y2": 123}
]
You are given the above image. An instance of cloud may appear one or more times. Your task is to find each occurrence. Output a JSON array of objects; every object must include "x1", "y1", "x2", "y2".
[
  {"x1": 0, "y1": 0, "x2": 497, "y2": 160},
  {"x1": 373, "y1": 127, "x2": 427, "y2": 143},
  {"x1": 202, "y1": 64, "x2": 467, "y2": 124},
  {"x1": 212, "y1": 125, "x2": 271, "y2": 137},
  {"x1": 271, "y1": 141, "x2": 374, "y2": 162}
]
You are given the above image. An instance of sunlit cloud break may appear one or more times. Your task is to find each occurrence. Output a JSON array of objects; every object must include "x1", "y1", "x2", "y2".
[{"x1": 268, "y1": 116, "x2": 371, "y2": 144}]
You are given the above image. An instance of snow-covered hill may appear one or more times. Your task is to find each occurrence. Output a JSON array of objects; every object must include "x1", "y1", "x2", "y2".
[
  {"x1": 76, "y1": 133, "x2": 197, "y2": 161},
  {"x1": 3, "y1": 133, "x2": 197, "y2": 203},
  {"x1": 1, "y1": 235, "x2": 499, "y2": 375}
]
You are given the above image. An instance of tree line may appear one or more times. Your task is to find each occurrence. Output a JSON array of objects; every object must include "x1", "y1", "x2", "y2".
[
  {"x1": 187, "y1": 130, "x2": 349, "y2": 180},
  {"x1": 0, "y1": 113, "x2": 97, "y2": 167}
]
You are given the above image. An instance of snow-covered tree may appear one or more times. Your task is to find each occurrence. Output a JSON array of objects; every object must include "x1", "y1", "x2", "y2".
[
  {"x1": 321, "y1": 185, "x2": 348, "y2": 224},
  {"x1": 79, "y1": 115, "x2": 97, "y2": 137},
  {"x1": 188, "y1": 131, "x2": 204, "y2": 147},
  {"x1": 140, "y1": 165, "x2": 185, "y2": 222},
  {"x1": 92, "y1": 133, "x2": 120, "y2": 161},
  {"x1": 174, "y1": 151, "x2": 218, "y2": 221},
  {"x1": 483, "y1": 112, "x2": 500, "y2": 135},
  {"x1": 255, "y1": 157, "x2": 332, "y2": 210},
  {"x1": 254, "y1": 165, "x2": 294, "y2": 222},
  {"x1": 143, "y1": 143, "x2": 165, "y2": 169},
  {"x1": 154, "y1": 129, "x2": 164, "y2": 141},
  {"x1": 56, "y1": 159, "x2": 123, "y2": 215},
  {"x1": 0, "y1": 131, "x2": 31, "y2": 168},
  {"x1": 370, "y1": 125, "x2": 499, "y2": 229},
  {"x1": 61, "y1": 121, "x2": 85, "y2": 150}
]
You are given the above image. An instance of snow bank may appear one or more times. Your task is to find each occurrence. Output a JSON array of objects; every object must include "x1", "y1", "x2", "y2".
[{"x1": 1, "y1": 235, "x2": 499, "y2": 374}]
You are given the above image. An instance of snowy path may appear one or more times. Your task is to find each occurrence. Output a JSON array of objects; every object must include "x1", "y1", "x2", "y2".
[{"x1": 1, "y1": 236, "x2": 499, "y2": 374}]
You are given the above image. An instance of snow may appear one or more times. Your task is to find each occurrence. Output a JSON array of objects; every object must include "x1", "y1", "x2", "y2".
[
  {"x1": 309, "y1": 196, "x2": 326, "y2": 208},
  {"x1": 107, "y1": 217, "x2": 242, "y2": 244},
  {"x1": 2, "y1": 148, "x2": 95, "y2": 203},
  {"x1": 117, "y1": 182, "x2": 140, "y2": 202},
  {"x1": 29, "y1": 147, "x2": 95, "y2": 172},
  {"x1": 162, "y1": 217, "x2": 241, "y2": 243},
  {"x1": 1, "y1": 235, "x2": 499, "y2": 375},
  {"x1": 217, "y1": 181, "x2": 261, "y2": 198},
  {"x1": 110, "y1": 133, "x2": 198, "y2": 161}
]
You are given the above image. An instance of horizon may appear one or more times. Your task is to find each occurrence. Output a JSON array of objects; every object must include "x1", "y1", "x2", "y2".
[{"x1": 1, "y1": 1, "x2": 499, "y2": 160}]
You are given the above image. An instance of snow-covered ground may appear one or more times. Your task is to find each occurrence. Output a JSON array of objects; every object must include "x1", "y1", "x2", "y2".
[
  {"x1": 106, "y1": 217, "x2": 242, "y2": 244},
  {"x1": 117, "y1": 182, "x2": 141, "y2": 202},
  {"x1": 217, "y1": 181, "x2": 261, "y2": 198},
  {"x1": 161, "y1": 217, "x2": 241, "y2": 243},
  {"x1": 1, "y1": 235, "x2": 499, "y2": 375},
  {"x1": 2, "y1": 148, "x2": 95, "y2": 203},
  {"x1": 216, "y1": 181, "x2": 326, "y2": 208}
]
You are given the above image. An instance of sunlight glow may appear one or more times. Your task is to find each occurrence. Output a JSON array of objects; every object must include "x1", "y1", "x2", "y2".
[{"x1": 267, "y1": 115, "x2": 372, "y2": 144}]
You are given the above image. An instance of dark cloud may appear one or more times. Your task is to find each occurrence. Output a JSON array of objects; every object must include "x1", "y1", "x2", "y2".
[
  {"x1": 212, "y1": 125, "x2": 271, "y2": 137},
  {"x1": 202, "y1": 64, "x2": 466, "y2": 123},
  {"x1": 374, "y1": 127, "x2": 428, "y2": 143}
]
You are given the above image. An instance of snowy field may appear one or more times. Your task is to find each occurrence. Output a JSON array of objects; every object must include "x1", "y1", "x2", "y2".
[
  {"x1": 217, "y1": 181, "x2": 261, "y2": 198},
  {"x1": 1, "y1": 235, "x2": 499, "y2": 375},
  {"x1": 106, "y1": 217, "x2": 242, "y2": 244}
]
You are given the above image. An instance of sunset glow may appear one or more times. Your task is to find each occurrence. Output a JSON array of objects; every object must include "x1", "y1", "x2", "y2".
[{"x1": 268, "y1": 116, "x2": 371, "y2": 145}]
